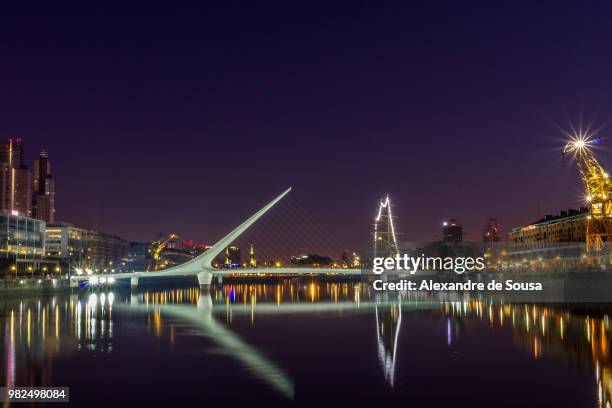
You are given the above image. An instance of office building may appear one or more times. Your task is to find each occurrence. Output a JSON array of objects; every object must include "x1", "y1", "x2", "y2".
[
  {"x1": 0, "y1": 210, "x2": 48, "y2": 275},
  {"x1": 0, "y1": 138, "x2": 31, "y2": 216},
  {"x1": 45, "y1": 223, "x2": 128, "y2": 271},
  {"x1": 32, "y1": 149, "x2": 55, "y2": 223},
  {"x1": 45, "y1": 223, "x2": 89, "y2": 263}
]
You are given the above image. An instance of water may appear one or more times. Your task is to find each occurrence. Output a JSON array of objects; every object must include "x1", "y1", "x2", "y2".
[{"x1": 1, "y1": 279, "x2": 610, "y2": 407}]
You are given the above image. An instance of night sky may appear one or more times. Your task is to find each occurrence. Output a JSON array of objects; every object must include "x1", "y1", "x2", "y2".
[{"x1": 1, "y1": 2, "x2": 612, "y2": 251}]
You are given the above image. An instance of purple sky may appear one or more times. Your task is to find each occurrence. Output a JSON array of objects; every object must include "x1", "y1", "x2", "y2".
[{"x1": 1, "y1": 2, "x2": 611, "y2": 250}]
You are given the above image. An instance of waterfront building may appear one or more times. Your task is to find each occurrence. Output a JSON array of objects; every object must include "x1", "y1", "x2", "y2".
[
  {"x1": 442, "y1": 219, "x2": 463, "y2": 242},
  {"x1": 45, "y1": 223, "x2": 128, "y2": 271},
  {"x1": 45, "y1": 223, "x2": 89, "y2": 264},
  {"x1": 508, "y1": 208, "x2": 590, "y2": 269},
  {"x1": 509, "y1": 208, "x2": 588, "y2": 244},
  {"x1": 32, "y1": 150, "x2": 55, "y2": 223},
  {"x1": 0, "y1": 210, "x2": 49, "y2": 275},
  {"x1": 85, "y1": 230, "x2": 128, "y2": 270}
]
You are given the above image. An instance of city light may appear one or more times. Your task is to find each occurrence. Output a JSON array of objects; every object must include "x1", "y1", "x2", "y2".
[{"x1": 89, "y1": 276, "x2": 99, "y2": 285}]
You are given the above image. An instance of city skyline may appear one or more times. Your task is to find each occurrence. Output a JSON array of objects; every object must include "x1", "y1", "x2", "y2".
[{"x1": 2, "y1": 3, "x2": 612, "y2": 248}]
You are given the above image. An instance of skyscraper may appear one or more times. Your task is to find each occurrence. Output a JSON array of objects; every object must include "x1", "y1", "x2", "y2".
[
  {"x1": 0, "y1": 138, "x2": 31, "y2": 215},
  {"x1": 32, "y1": 149, "x2": 55, "y2": 223},
  {"x1": 442, "y1": 219, "x2": 463, "y2": 242}
]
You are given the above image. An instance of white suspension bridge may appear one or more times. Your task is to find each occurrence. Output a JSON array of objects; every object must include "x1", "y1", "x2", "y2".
[{"x1": 70, "y1": 187, "x2": 362, "y2": 290}]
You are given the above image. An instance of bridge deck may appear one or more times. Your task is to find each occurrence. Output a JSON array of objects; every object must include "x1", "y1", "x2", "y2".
[{"x1": 71, "y1": 267, "x2": 363, "y2": 283}]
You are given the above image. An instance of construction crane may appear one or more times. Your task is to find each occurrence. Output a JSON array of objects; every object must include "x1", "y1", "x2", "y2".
[
  {"x1": 563, "y1": 133, "x2": 612, "y2": 251},
  {"x1": 147, "y1": 233, "x2": 180, "y2": 271}
]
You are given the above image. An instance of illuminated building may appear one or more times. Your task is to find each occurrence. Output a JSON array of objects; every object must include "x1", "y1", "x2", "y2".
[
  {"x1": 45, "y1": 223, "x2": 88, "y2": 262},
  {"x1": 84, "y1": 230, "x2": 128, "y2": 269},
  {"x1": 249, "y1": 242, "x2": 257, "y2": 267},
  {"x1": 483, "y1": 218, "x2": 500, "y2": 243},
  {"x1": 0, "y1": 211, "x2": 47, "y2": 275},
  {"x1": 0, "y1": 138, "x2": 31, "y2": 216},
  {"x1": 442, "y1": 219, "x2": 462, "y2": 242},
  {"x1": 352, "y1": 252, "x2": 361, "y2": 268},
  {"x1": 32, "y1": 150, "x2": 55, "y2": 223},
  {"x1": 509, "y1": 208, "x2": 588, "y2": 244},
  {"x1": 223, "y1": 246, "x2": 241, "y2": 268},
  {"x1": 507, "y1": 209, "x2": 589, "y2": 268},
  {"x1": 45, "y1": 223, "x2": 128, "y2": 270}
]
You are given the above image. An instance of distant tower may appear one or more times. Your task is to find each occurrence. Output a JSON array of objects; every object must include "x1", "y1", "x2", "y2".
[
  {"x1": 442, "y1": 219, "x2": 462, "y2": 242},
  {"x1": 32, "y1": 149, "x2": 55, "y2": 223},
  {"x1": 249, "y1": 242, "x2": 257, "y2": 267},
  {"x1": 483, "y1": 218, "x2": 501, "y2": 243},
  {"x1": 374, "y1": 195, "x2": 399, "y2": 258}
]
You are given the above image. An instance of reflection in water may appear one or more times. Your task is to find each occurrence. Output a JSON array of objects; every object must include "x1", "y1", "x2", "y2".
[
  {"x1": 1, "y1": 281, "x2": 612, "y2": 405},
  {"x1": 375, "y1": 302, "x2": 401, "y2": 387},
  {"x1": 0, "y1": 293, "x2": 116, "y2": 391},
  {"x1": 442, "y1": 301, "x2": 612, "y2": 408}
]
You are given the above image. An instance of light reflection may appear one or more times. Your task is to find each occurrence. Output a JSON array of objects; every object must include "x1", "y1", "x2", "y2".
[
  {"x1": 2, "y1": 282, "x2": 612, "y2": 406},
  {"x1": 442, "y1": 300, "x2": 612, "y2": 407}
]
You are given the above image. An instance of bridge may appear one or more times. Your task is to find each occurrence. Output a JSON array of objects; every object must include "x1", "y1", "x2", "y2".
[{"x1": 70, "y1": 187, "x2": 362, "y2": 289}]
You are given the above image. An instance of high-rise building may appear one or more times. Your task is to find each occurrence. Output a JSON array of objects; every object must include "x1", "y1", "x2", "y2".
[
  {"x1": 32, "y1": 149, "x2": 55, "y2": 223},
  {"x1": 0, "y1": 138, "x2": 31, "y2": 215},
  {"x1": 483, "y1": 218, "x2": 501, "y2": 243},
  {"x1": 442, "y1": 219, "x2": 463, "y2": 242}
]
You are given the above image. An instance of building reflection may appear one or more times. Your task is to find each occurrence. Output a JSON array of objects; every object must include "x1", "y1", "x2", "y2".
[
  {"x1": 442, "y1": 301, "x2": 612, "y2": 408},
  {"x1": 0, "y1": 292, "x2": 115, "y2": 391}
]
